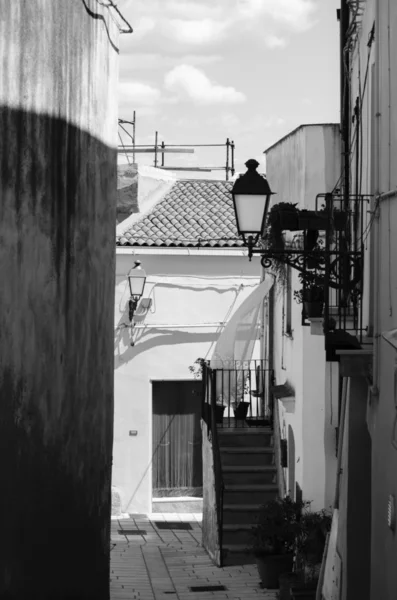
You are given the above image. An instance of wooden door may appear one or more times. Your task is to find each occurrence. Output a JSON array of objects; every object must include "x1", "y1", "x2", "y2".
[{"x1": 152, "y1": 381, "x2": 203, "y2": 497}]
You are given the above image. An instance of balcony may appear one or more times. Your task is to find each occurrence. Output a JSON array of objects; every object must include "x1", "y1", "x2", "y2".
[{"x1": 202, "y1": 359, "x2": 274, "y2": 429}]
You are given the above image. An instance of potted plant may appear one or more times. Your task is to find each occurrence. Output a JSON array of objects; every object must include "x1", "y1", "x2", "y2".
[
  {"x1": 251, "y1": 496, "x2": 308, "y2": 589},
  {"x1": 298, "y1": 208, "x2": 348, "y2": 231},
  {"x1": 298, "y1": 209, "x2": 327, "y2": 231},
  {"x1": 268, "y1": 202, "x2": 300, "y2": 231},
  {"x1": 214, "y1": 395, "x2": 226, "y2": 423},
  {"x1": 293, "y1": 273, "x2": 324, "y2": 318},
  {"x1": 332, "y1": 209, "x2": 348, "y2": 230},
  {"x1": 290, "y1": 510, "x2": 332, "y2": 599},
  {"x1": 189, "y1": 357, "x2": 206, "y2": 379},
  {"x1": 231, "y1": 398, "x2": 250, "y2": 420},
  {"x1": 231, "y1": 377, "x2": 251, "y2": 420}
]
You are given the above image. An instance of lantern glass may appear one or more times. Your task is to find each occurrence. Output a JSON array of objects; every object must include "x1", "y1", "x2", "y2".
[
  {"x1": 233, "y1": 193, "x2": 269, "y2": 235},
  {"x1": 128, "y1": 263, "x2": 146, "y2": 297}
]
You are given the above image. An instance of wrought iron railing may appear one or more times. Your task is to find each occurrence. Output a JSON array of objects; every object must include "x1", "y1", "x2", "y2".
[
  {"x1": 320, "y1": 193, "x2": 370, "y2": 348},
  {"x1": 203, "y1": 360, "x2": 274, "y2": 429}
]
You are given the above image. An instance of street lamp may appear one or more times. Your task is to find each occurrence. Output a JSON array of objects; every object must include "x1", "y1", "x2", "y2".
[
  {"x1": 231, "y1": 158, "x2": 274, "y2": 260},
  {"x1": 128, "y1": 260, "x2": 146, "y2": 322}
]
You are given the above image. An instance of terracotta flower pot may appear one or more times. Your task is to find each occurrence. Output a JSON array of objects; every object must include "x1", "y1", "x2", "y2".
[
  {"x1": 290, "y1": 582, "x2": 317, "y2": 600},
  {"x1": 279, "y1": 211, "x2": 300, "y2": 231},
  {"x1": 303, "y1": 301, "x2": 324, "y2": 318},
  {"x1": 255, "y1": 553, "x2": 294, "y2": 589},
  {"x1": 215, "y1": 404, "x2": 226, "y2": 423},
  {"x1": 233, "y1": 401, "x2": 250, "y2": 420},
  {"x1": 279, "y1": 572, "x2": 299, "y2": 600}
]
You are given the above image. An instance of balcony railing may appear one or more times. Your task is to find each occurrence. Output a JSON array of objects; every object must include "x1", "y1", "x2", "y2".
[
  {"x1": 203, "y1": 359, "x2": 274, "y2": 429},
  {"x1": 320, "y1": 193, "x2": 370, "y2": 358}
]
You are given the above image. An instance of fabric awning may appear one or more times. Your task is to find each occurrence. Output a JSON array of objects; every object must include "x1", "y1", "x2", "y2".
[{"x1": 210, "y1": 276, "x2": 274, "y2": 368}]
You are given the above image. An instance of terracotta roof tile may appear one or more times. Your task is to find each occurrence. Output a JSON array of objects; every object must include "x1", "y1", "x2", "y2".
[{"x1": 116, "y1": 179, "x2": 243, "y2": 248}]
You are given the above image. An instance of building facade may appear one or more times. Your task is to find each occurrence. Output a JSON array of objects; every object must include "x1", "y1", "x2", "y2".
[
  {"x1": 329, "y1": 1, "x2": 397, "y2": 598},
  {"x1": 113, "y1": 175, "x2": 261, "y2": 514},
  {"x1": 264, "y1": 124, "x2": 341, "y2": 513}
]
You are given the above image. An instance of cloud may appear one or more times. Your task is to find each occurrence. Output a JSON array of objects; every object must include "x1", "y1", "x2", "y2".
[
  {"x1": 164, "y1": 1, "x2": 224, "y2": 20},
  {"x1": 235, "y1": 115, "x2": 286, "y2": 136},
  {"x1": 118, "y1": 81, "x2": 161, "y2": 107},
  {"x1": 264, "y1": 35, "x2": 287, "y2": 49},
  {"x1": 237, "y1": 0, "x2": 316, "y2": 32},
  {"x1": 164, "y1": 65, "x2": 246, "y2": 105},
  {"x1": 166, "y1": 18, "x2": 230, "y2": 44},
  {"x1": 130, "y1": 16, "x2": 156, "y2": 39},
  {"x1": 120, "y1": 53, "x2": 223, "y2": 70},
  {"x1": 120, "y1": 0, "x2": 317, "y2": 52},
  {"x1": 218, "y1": 113, "x2": 241, "y2": 129}
]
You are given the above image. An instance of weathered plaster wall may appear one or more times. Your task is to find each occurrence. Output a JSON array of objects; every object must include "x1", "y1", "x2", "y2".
[
  {"x1": 265, "y1": 125, "x2": 339, "y2": 510},
  {"x1": 201, "y1": 420, "x2": 221, "y2": 566},
  {"x1": 113, "y1": 251, "x2": 260, "y2": 514},
  {"x1": 0, "y1": 2, "x2": 118, "y2": 598},
  {"x1": 369, "y1": 339, "x2": 397, "y2": 599},
  {"x1": 337, "y1": 378, "x2": 371, "y2": 600},
  {"x1": 348, "y1": 2, "x2": 397, "y2": 597}
]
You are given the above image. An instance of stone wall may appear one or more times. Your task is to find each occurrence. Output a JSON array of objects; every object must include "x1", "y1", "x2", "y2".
[{"x1": 0, "y1": 1, "x2": 119, "y2": 598}]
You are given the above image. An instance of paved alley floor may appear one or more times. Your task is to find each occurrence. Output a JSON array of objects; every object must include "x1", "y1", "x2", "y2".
[{"x1": 110, "y1": 512, "x2": 278, "y2": 600}]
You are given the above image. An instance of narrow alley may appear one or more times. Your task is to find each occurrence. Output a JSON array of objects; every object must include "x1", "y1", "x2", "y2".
[{"x1": 110, "y1": 512, "x2": 278, "y2": 600}]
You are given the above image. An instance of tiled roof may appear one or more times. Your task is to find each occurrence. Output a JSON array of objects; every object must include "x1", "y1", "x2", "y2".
[{"x1": 116, "y1": 179, "x2": 243, "y2": 248}]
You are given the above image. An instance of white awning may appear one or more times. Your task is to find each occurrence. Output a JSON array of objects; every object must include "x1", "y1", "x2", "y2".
[{"x1": 210, "y1": 276, "x2": 274, "y2": 367}]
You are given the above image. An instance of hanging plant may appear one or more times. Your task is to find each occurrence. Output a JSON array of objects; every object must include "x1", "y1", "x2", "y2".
[
  {"x1": 188, "y1": 357, "x2": 206, "y2": 379},
  {"x1": 268, "y1": 202, "x2": 300, "y2": 232},
  {"x1": 294, "y1": 272, "x2": 325, "y2": 318}
]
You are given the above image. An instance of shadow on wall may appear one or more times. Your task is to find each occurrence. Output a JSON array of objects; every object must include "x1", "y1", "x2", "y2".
[
  {"x1": 114, "y1": 311, "x2": 219, "y2": 367},
  {"x1": 0, "y1": 106, "x2": 116, "y2": 597}
]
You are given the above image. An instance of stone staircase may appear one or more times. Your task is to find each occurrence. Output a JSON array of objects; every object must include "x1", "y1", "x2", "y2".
[{"x1": 218, "y1": 425, "x2": 278, "y2": 566}]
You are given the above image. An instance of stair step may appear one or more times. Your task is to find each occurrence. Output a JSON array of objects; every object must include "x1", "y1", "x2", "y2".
[
  {"x1": 218, "y1": 430, "x2": 273, "y2": 448},
  {"x1": 223, "y1": 484, "x2": 278, "y2": 505},
  {"x1": 223, "y1": 503, "x2": 263, "y2": 510},
  {"x1": 220, "y1": 446, "x2": 274, "y2": 466},
  {"x1": 223, "y1": 503, "x2": 263, "y2": 525},
  {"x1": 225, "y1": 484, "x2": 278, "y2": 491},
  {"x1": 221, "y1": 446, "x2": 274, "y2": 453},
  {"x1": 218, "y1": 427, "x2": 272, "y2": 434},
  {"x1": 222, "y1": 544, "x2": 255, "y2": 566},
  {"x1": 223, "y1": 465, "x2": 276, "y2": 472},
  {"x1": 222, "y1": 523, "x2": 255, "y2": 545},
  {"x1": 223, "y1": 465, "x2": 277, "y2": 485}
]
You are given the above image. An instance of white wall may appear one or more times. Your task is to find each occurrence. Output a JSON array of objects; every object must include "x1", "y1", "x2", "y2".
[
  {"x1": 113, "y1": 251, "x2": 261, "y2": 513},
  {"x1": 266, "y1": 125, "x2": 339, "y2": 510}
]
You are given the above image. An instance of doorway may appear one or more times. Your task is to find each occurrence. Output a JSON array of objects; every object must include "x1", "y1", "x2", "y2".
[{"x1": 152, "y1": 380, "x2": 203, "y2": 499}]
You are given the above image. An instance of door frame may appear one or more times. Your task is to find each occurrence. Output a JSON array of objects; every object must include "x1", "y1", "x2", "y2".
[{"x1": 149, "y1": 378, "x2": 202, "y2": 509}]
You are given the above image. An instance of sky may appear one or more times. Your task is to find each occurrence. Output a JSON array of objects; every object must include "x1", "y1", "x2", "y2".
[{"x1": 117, "y1": 0, "x2": 341, "y2": 178}]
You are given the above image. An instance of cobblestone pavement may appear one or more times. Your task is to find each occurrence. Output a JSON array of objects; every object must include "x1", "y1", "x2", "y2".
[{"x1": 110, "y1": 513, "x2": 278, "y2": 600}]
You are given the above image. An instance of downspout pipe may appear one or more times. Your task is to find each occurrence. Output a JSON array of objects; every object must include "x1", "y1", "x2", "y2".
[
  {"x1": 371, "y1": 0, "x2": 381, "y2": 397},
  {"x1": 341, "y1": 0, "x2": 350, "y2": 210}
]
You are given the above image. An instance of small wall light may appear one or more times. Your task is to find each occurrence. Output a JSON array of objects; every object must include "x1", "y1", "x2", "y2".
[{"x1": 127, "y1": 260, "x2": 146, "y2": 322}]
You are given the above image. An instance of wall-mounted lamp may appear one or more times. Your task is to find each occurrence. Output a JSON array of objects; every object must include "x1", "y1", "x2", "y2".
[
  {"x1": 127, "y1": 260, "x2": 146, "y2": 322},
  {"x1": 231, "y1": 158, "x2": 274, "y2": 260}
]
